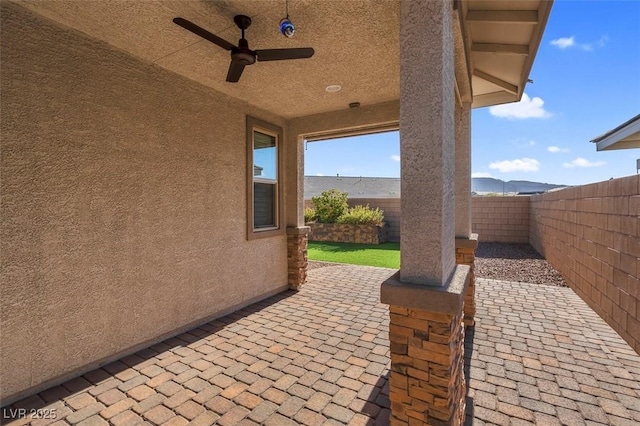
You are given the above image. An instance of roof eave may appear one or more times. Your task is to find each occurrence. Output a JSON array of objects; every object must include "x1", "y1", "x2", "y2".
[
  {"x1": 591, "y1": 116, "x2": 640, "y2": 151},
  {"x1": 516, "y1": 0, "x2": 554, "y2": 100},
  {"x1": 470, "y1": 0, "x2": 554, "y2": 109}
]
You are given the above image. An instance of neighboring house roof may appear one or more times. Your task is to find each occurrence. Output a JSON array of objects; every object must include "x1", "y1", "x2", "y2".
[
  {"x1": 590, "y1": 114, "x2": 640, "y2": 151},
  {"x1": 305, "y1": 176, "x2": 400, "y2": 199}
]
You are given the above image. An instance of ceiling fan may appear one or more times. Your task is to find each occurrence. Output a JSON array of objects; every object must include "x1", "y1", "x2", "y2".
[{"x1": 173, "y1": 15, "x2": 315, "y2": 83}]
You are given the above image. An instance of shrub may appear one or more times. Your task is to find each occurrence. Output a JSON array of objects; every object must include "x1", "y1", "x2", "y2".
[
  {"x1": 304, "y1": 207, "x2": 317, "y2": 223},
  {"x1": 337, "y1": 204, "x2": 384, "y2": 226},
  {"x1": 311, "y1": 189, "x2": 348, "y2": 223}
]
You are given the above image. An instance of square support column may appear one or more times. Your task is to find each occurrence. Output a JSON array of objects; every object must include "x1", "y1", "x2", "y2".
[
  {"x1": 286, "y1": 127, "x2": 308, "y2": 290},
  {"x1": 456, "y1": 234, "x2": 478, "y2": 327},
  {"x1": 382, "y1": 269, "x2": 470, "y2": 425},
  {"x1": 398, "y1": 0, "x2": 455, "y2": 286},
  {"x1": 382, "y1": 1, "x2": 469, "y2": 424},
  {"x1": 454, "y1": 102, "x2": 477, "y2": 328},
  {"x1": 455, "y1": 102, "x2": 472, "y2": 239},
  {"x1": 286, "y1": 226, "x2": 309, "y2": 290}
]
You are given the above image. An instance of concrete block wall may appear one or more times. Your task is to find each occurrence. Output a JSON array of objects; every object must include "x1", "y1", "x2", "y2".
[
  {"x1": 348, "y1": 198, "x2": 400, "y2": 242},
  {"x1": 306, "y1": 196, "x2": 524, "y2": 243},
  {"x1": 471, "y1": 196, "x2": 530, "y2": 243},
  {"x1": 529, "y1": 175, "x2": 640, "y2": 353}
]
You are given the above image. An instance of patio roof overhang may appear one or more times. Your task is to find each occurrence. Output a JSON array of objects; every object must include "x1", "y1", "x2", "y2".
[
  {"x1": 590, "y1": 114, "x2": 640, "y2": 151},
  {"x1": 464, "y1": 0, "x2": 553, "y2": 108},
  {"x1": 14, "y1": 0, "x2": 552, "y2": 119}
]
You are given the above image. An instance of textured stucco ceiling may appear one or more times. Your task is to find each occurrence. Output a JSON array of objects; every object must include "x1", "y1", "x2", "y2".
[{"x1": 13, "y1": 0, "x2": 551, "y2": 118}]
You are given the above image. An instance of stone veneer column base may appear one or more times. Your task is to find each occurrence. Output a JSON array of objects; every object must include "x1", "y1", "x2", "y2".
[
  {"x1": 456, "y1": 234, "x2": 479, "y2": 328},
  {"x1": 381, "y1": 265, "x2": 470, "y2": 426},
  {"x1": 286, "y1": 226, "x2": 310, "y2": 290}
]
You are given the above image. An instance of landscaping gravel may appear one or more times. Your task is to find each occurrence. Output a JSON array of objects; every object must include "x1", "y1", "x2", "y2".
[{"x1": 475, "y1": 242, "x2": 567, "y2": 287}]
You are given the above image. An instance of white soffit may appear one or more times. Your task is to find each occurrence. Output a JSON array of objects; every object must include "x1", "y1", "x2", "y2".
[{"x1": 465, "y1": 0, "x2": 553, "y2": 109}]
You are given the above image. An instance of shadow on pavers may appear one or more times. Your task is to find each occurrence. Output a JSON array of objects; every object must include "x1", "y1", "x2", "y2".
[
  {"x1": 1, "y1": 290, "x2": 297, "y2": 423},
  {"x1": 464, "y1": 326, "x2": 476, "y2": 426}
]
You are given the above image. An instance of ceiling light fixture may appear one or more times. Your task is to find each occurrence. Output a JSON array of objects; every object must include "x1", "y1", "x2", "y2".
[
  {"x1": 325, "y1": 85, "x2": 341, "y2": 93},
  {"x1": 279, "y1": 0, "x2": 295, "y2": 38}
]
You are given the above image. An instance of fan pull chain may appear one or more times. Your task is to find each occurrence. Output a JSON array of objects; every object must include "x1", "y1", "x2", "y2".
[{"x1": 280, "y1": 0, "x2": 295, "y2": 38}]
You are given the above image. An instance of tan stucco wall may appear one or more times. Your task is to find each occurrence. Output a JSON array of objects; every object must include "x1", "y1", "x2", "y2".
[
  {"x1": 1, "y1": 3, "x2": 290, "y2": 403},
  {"x1": 530, "y1": 176, "x2": 640, "y2": 353},
  {"x1": 471, "y1": 196, "x2": 531, "y2": 243}
]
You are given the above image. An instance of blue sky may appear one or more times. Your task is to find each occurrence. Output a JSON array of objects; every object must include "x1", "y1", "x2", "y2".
[{"x1": 305, "y1": 1, "x2": 640, "y2": 186}]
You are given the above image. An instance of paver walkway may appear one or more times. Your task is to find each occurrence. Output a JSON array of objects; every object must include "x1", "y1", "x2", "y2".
[
  {"x1": 3, "y1": 264, "x2": 640, "y2": 426},
  {"x1": 467, "y1": 279, "x2": 640, "y2": 426}
]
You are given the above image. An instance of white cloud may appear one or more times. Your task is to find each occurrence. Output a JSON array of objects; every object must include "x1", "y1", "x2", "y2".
[
  {"x1": 562, "y1": 157, "x2": 606, "y2": 168},
  {"x1": 529, "y1": 140, "x2": 536, "y2": 146},
  {"x1": 551, "y1": 35, "x2": 607, "y2": 51},
  {"x1": 551, "y1": 36, "x2": 575, "y2": 49},
  {"x1": 390, "y1": 155, "x2": 400, "y2": 162},
  {"x1": 488, "y1": 93, "x2": 551, "y2": 120},
  {"x1": 598, "y1": 35, "x2": 609, "y2": 48},
  {"x1": 489, "y1": 158, "x2": 540, "y2": 173},
  {"x1": 547, "y1": 146, "x2": 570, "y2": 153},
  {"x1": 472, "y1": 172, "x2": 494, "y2": 178},
  {"x1": 316, "y1": 173, "x2": 324, "y2": 176}
]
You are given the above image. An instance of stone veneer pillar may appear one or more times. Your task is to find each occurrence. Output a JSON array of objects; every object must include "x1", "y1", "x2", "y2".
[
  {"x1": 286, "y1": 226, "x2": 309, "y2": 290},
  {"x1": 456, "y1": 234, "x2": 478, "y2": 327},
  {"x1": 381, "y1": 1, "x2": 469, "y2": 424},
  {"x1": 382, "y1": 270, "x2": 469, "y2": 425}
]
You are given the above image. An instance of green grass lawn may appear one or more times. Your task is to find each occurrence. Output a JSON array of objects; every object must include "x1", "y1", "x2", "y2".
[{"x1": 307, "y1": 241, "x2": 400, "y2": 269}]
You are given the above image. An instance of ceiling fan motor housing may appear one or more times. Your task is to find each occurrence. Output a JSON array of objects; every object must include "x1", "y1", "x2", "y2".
[{"x1": 233, "y1": 50, "x2": 256, "y2": 66}]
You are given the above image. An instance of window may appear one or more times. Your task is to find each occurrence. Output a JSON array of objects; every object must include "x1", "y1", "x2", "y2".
[{"x1": 247, "y1": 116, "x2": 284, "y2": 239}]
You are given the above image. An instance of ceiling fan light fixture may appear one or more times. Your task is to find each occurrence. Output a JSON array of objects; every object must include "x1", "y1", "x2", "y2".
[
  {"x1": 326, "y1": 85, "x2": 341, "y2": 93},
  {"x1": 280, "y1": 18, "x2": 295, "y2": 38},
  {"x1": 234, "y1": 51, "x2": 256, "y2": 66},
  {"x1": 280, "y1": 0, "x2": 295, "y2": 38}
]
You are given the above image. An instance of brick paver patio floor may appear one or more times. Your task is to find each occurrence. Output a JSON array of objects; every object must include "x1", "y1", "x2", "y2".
[{"x1": 4, "y1": 264, "x2": 640, "y2": 425}]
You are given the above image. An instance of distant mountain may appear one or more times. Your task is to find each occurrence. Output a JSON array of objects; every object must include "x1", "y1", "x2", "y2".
[
  {"x1": 304, "y1": 176, "x2": 568, "y2": 198},
  {"x1": 472, "y1": 178, "x2": 568, "y2": 194}
]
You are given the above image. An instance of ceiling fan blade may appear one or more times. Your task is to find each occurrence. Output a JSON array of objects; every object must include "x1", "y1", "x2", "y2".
[
  {"x1": 173, "y1": 17, "x2": 236, "y2": 51},
  {"x1": 255, "y1": 48, "x2": 315, "y2": 62},
  {"x1": 226, "y1": 60, "x2": 246, "y2": 82}
]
